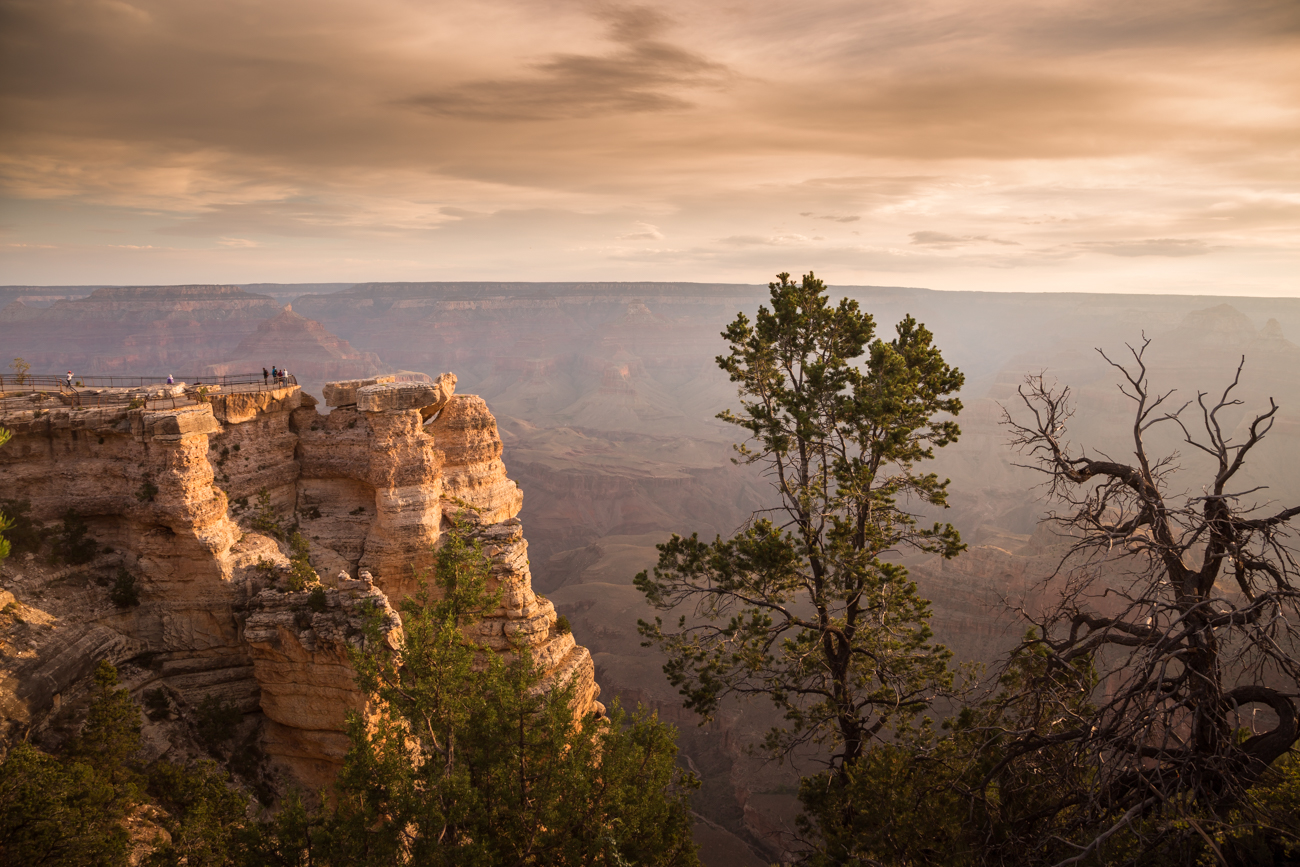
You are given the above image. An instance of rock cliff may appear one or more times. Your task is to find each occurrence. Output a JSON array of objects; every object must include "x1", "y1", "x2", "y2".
[{"x1": 0, "y1": 374, "x2": 599, "y2": 792}]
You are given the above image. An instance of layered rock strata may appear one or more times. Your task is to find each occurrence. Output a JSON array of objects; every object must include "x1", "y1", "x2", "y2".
[
  {"x1": 0, "y1": 374, "x2": 599, "y2": 788},
  {"x1": 243, "y1": 573, "x2": 403, "y2": 792}
]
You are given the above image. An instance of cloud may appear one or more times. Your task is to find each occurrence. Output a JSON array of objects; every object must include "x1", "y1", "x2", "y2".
[
  {"x1": 910, "y1": 231, "x2": 1020, "y2": 248},
  {"x1": 910, "y1": 231, "x2": 965, "y2": 246},
  {"x1": 405, "y1": 6, "x2": 728, "y2": 121},
  {"x1": 1076, "y1": 238, "x2": 1212, "y2": 257},
  {"x1": 618, "y1": 221, "x2": 664, "y2": 240},
  {"x1": 0, "y1": 0, "x2": 1295, "y2": 290},
  {"x1": 800, "y1": 212, "x2": 860, "y2": 223},
  {"x1": 718, "y1": 233, "x2": 814, "y2": 247}
]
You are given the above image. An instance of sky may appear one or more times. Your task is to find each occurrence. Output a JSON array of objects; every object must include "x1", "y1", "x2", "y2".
[{"x1": 1, "y1": 0, "x2": 1297, "y2": 294}]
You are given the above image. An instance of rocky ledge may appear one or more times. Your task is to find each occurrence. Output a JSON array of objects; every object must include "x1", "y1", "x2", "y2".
[{"x1": 0, "y1": 373, "x2": 600, "y2": 792}]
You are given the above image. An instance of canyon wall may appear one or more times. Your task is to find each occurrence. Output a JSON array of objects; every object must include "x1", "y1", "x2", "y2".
[{"x1": 0, "y1": 375, "x2": 599, "y2": 793}]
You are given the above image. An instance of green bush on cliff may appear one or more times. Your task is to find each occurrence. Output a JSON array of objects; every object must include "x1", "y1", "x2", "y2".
[
  {"x1": 0, "y1": 530, "x2": 699, "y2": 867},
  {"x1": 249, "y1": 488, "x2": 282, "y2": 540},
  {"x1": 285, "y1": 530, "x2": 315, "y2": 591},
  {"x1": 195, "y1": 695, "x2": 242, "y2": 751},
  {"x1": 0, "y1": 662, "x2": 141, "y2": 866},
  {"x1": 109, "y1": 567, "x2": 140, "y2": 607},
  {"x1": 304, "y1": 523, "x2": 701, "y2": 866},
  {"x1": 0, "y1": 498, "x2": 41, "y2": 557},
  {"x1": 50, "y1": 509, "x2": 98, "y2": 565}
]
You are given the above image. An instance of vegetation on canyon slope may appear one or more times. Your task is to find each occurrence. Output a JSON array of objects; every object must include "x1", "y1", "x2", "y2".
[
  {"x1": 0, "y1": 523, "x2": 698, "y2": 867},
  {"x1": 639, "y1": 273, "x2": 1300, "y2": 865},
  {"x1": 6, "y1": 271, "x2": 1300, "y2": 864}
]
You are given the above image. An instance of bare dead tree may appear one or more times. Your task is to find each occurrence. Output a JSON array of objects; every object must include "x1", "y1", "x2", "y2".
[{"x1": 995, "y1": 337, "x2": 1300, "y2": 861}]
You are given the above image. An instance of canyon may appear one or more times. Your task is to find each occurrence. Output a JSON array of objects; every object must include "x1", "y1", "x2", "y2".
[
  {"x1": 5, "y1": 280, "x2": 1300, "y2": 865},
  {"x1": 0, "y1": 373, "x2": 598, "y2": 799}
]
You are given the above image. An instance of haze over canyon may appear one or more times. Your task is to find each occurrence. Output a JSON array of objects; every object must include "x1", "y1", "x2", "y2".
[{"x1": 3, "y1": 279, "x2": 1299, "y2": 862}]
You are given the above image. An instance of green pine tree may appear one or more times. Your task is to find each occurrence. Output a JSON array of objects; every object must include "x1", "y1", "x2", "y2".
[
  {"x1": 637, "y1": 272, "x2": 963, "y2": 773},
  {"x1": 314, "y1": 522, "x2": 701, "y2": 866}
]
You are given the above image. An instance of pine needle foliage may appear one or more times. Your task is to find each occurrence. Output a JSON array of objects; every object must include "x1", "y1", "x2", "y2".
[{"x1": 637, "y1": 272, "x2": 965, "y2": 783}]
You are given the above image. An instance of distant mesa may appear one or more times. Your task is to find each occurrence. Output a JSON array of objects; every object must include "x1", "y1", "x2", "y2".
[
  {"x1": 0, "y1": 300, "x2": 40, "y2": 322},
  {"x1": 1255, "y1": 317, "x2": 1297, "y2": 351},
  {"x1": 1165, "y1": 303, "x2": 1298, "y2": 354},
  {"x1": 85, "y1": 284, "x2": 273, "y2": 301},
  {"x1": 204, "y1": 305, "x2": 384, "y2": 390},
  {"x1": 614, "y1": 300, "x2": 665, "y2": 327},
  {"x1": 1169, "y1": 303, "x2": 1259, "y2": 345}
]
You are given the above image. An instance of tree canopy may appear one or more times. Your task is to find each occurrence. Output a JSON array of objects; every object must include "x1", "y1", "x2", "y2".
[{"x1": 636, "y1": 271, "x2": 965, "y2": 858}]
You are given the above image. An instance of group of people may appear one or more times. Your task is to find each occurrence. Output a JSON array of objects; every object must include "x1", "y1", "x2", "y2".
[{"x1": 262, "y1": 366, "x2": 290, "y2": 385}]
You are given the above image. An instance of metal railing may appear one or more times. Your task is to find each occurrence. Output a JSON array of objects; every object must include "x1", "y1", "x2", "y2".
[
  {"x1": 0, "y1": 372, "x2": 297, "y2": 420},
  {"x1": 0, "y1": 372, "x2": 288, "y2": 390}
]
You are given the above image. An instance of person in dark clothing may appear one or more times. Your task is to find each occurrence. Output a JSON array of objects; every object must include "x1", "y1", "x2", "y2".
[
  {"x1": 65, "y1": 370, "x2": 74, "y2": 388},
  {"x1": 263, "y1": 367, "x2": 269, "y2": 384}
]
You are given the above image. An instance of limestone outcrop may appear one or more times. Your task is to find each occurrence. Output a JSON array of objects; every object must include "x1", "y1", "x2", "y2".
[
  {"x1": 243, "y1": 574, "x2": 403, "y2": 792},
  {"x1": 0, "y1": 374, "x2": 599, "y2": 789}
]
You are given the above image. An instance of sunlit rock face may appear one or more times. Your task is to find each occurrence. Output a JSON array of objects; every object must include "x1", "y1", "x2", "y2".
[{"x1": 0, "y1": 374, "x2": 599, "y2": 790}]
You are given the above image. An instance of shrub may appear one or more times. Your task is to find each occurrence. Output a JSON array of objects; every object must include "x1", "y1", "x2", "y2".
[
  {"x1": 109, "y1": 567, "x2": 140, "y2": 607},
  {"x1": 143, "y1": 688, "x2": 171, "y2": 721},
  {"x1": 253, "y1": 558, "x2": 280, "y2": 583},
  {"x1": 349, "y1": 505, "x2": 366, "y2": 516},
  {"x1": 556, "y1": 614, "x2": 572, "y2": 635},
  {"x1": 303, "y1": 506, "x2": 322, "y2": 520},
  {"x1": 195, "y1": 695, "x2": 242, "y2": 749},
  {"x1": 285, "y1": 530, "x2": 316, "y2": 591},
  {"x1": 9, "y1": 357, "x2": 30, "y2": 385},
  {"x1": 308, "y1": 585, "x2": 328, "y2": 612},
  {"x1": 250, "y1": 488, "x2": 282, "y2": 540},
  {"x1": 50, "y1": 509, "x2": 97, "y2": 565},
  {"x1": 135, "y1": 477, "x2": 158, "y2": 503},
  {"x1": 0, "y1": 499, "x2": 43, "y2": 554}
]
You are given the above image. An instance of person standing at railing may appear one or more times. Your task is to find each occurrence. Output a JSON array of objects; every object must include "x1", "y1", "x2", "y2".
[
  {"x1": 65, "y1": 370, "x2": 74, "y2": 389},
  {"x1": 167, "y1": 374, "x2": 174, "y2": 385},
  {"x1": 263, "y1": 367, "x2": 269, "y2": 385}
]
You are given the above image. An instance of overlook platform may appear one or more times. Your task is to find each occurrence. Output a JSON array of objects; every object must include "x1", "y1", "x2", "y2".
[{"x1": 0, "y1": 372, "x2": 298, "y2": 421}]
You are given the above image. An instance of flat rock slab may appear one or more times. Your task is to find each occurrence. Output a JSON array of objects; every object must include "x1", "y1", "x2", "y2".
[
  {"x1": 322, "y1": 375, "x2": 395, "y2": 407},
  {"x1": 143, "y1": 404, "x2": 220, "y2": 439},
  {"x1": 358, "y1": 375, "x2": 456, "y2": 414},
  {"x1": 357, "y1": 382, "x2": 441, "y2": 413}
]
